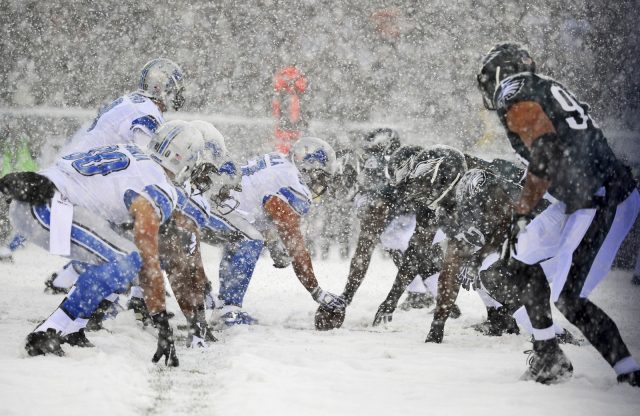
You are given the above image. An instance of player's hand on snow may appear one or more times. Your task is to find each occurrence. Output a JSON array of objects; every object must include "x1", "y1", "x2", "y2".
[
  {"x1": 425, "y1": 320, "x2": 444, "y2": 343},
  {"x1": 151, "y1": 311, "x2": 179, "y2": 367},
  {"x1": 311, "y1": 287, "x2": 346, "y2": 312},
  {"x1": 372, "y1": 301, "x2": 396, "y2": 326}
]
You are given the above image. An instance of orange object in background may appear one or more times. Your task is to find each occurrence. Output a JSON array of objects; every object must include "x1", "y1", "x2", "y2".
[{"x1": 272, "y1": 66, "x2": 307, "y2": 154}]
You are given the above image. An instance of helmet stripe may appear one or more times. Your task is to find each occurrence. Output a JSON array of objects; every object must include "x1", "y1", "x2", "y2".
[{"x1": 157, "y1": 126, "x2": 182, "y2": 155}]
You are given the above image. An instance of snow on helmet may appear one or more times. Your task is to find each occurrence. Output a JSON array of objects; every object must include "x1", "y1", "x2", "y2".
[
  {"x1": 138, "y1": 58, "x2": 186, "y2": 111},
  {"x1": 148, "y1": 120, "x2": 204, "y2": 183},
  {"x1": 190, "y1": 120, "x2": 241, "y2": 214},
  {"x1": 389, "y1": 144, "x2": 467, "y2": 210},
  {"x1": 290, "y1": 137, "x2": 337, "y2": 197}
]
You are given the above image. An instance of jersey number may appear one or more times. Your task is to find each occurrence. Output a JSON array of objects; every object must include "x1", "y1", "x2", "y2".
[
  {"x1": 64, "y1": 146, "x2": 130, "y2": 176},
  {"x1": 550, "y1": 85, "x2": 597, "y2": 130}
]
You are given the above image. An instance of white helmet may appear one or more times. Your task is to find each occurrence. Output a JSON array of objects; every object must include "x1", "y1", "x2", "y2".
[
  {"x1": 290, "y1": 137, "x2": 337, "y2": 197},
  {"x1": 148, "y1": 120, "x2": 205, "y2": 183},
  {"x1": 190, "y1": 120, "x2": 241, "y2": 213},
  {"x1": 138, "y1": 58, "x2": 185, "y2": 111}
]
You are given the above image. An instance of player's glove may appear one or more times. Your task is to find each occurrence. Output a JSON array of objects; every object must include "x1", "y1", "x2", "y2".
[
  {"x1": 311, "y1": 287, "x2": 346, "y2": 312},
  {"x1": 151, "y1": 311, "x2": 179, "y2": 367},
  {"x1": 372, "y1": 301, "x2": 396, "y2": 326},
  {"x1": 187, "y1": 316, "x2": 217, "y2": 348},
  {"x1": 507, "y1": 211, "x2": 533, "y2": 258},
  {"x1": 457, "y1": 261, "x2": 481, "y2": 291}
]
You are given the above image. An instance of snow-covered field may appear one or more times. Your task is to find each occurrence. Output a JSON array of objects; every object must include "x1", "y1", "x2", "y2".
[{"x1": 1, "y1": 244, "x2": 639, "y2": 416}]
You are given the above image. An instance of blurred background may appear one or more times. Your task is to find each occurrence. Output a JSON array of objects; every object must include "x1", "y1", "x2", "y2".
[{"x1": 0, "y1": 0, "x2": 638, "y2": 262}]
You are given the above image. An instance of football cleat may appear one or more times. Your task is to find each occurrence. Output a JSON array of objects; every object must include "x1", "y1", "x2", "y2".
[
  {"x1": 555, "y1": 329, "x2": 584, "y2": 346},
  {"x1": 473, "y1": 307, "x2": 520, "y2": 336},
  {"x1": 521, "y1": 339, "x2": 573, "y2": 384},
  {"x1": 220, "y1": 310, "x2": 259, "y2": 326},
  {"x1": 25, "y1": 329, "x2": 65, "y2": 357},
  {"x1": 62, "y1": 329, "x2": 95, "y2": 348},
  {"x1": 617, "y1": 370, "x2": 640, "y2": 387},
  {"x1": 399, "y1": 292, "x2": 434, "y2": 311},
  {"x1": 43, "y1": 273, "x2": 69, "y2": 295}
]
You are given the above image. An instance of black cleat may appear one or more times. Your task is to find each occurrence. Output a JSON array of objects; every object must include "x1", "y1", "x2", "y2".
[
  {"x1": 521, "y1": 339, "x2": 573, "y2": 384},
  {"x1": 617, "y1": 370, "x2": 640, "y2": 387},
  {"x1": 555, "y1": 329, "x2": 583, "y2": 346},
  {"x1": 474, "y1": 307, "x2": 520, "y2": 336},
  {"x1": 62, "y1": 329, "x2": 94, "y2": 348},
  {"x1": 43, "y1": 273, "x2": 69, "y2": 295},
  {"x1": 86, "y1": 299, "x2": 113, "y2": 331},
  {"x1": 399, "y1": 292, "x2": 435, "y2": 311},
  {"x1": 25, "y1": 329, "x2": 65, "y2": 357},
  {"x1": 631, "y1": 275, "x2": 640, "y2": 286}
]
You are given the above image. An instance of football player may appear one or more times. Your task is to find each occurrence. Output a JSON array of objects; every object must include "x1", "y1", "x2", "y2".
[
  {"x1": 477, "y1": 42, "x2": 640, "y2": 385},
  {"x1": 45, "y1": 58, "x2": 185, "y2": 293},
  {"x1": 214, "y1": 137, "x2": 345, "y2": 326},
  {"x1": 0, "y1": 121, "x2": 204, "y2": 366},
  {"x1": 317, "y1": 144, "x2": 465, "y2": 331}
]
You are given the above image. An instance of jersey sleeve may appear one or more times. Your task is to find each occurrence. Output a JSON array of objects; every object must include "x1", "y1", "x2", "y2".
[
  {"x1": 269, "y1": 186, "x2": 312, "y2": 216},
  {"x1": 124, "y1": 184, "x2": 176, "y2": 225}
]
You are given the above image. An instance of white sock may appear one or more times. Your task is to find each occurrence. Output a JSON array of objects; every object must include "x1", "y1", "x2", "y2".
[
  {"x1": 424, "y1": 273, "x2": 439, "y2": 298},
  {"x1": 52, "y1": 263, "x2": 80, "y2": 289},
  {"x1": 130, "y1": 285, "x2": 144, "y2": 299},
  {"x1": 553, "y1": 322, "x2": 566, "y2": 335},
  {"x1": 614, "y1": 357, "x2": 640, "y2": 376},
  {"x1": 105, "y1": 293, "x2": 119, "y2": 303},
  {"x1": 476, "y1": 288, "x2": 502, "y2": 309},
  {"x1": 407, "y1": 275, "x2": 427, "y2": 293},
  {"x1": 62, "y1": 318, "x2": 89, "y2": 337},
  {"x1": 35, "y1": 308, "x2": 74, "y2": 334}
]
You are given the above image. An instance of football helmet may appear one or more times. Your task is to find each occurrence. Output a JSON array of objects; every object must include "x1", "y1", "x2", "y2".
[
  {"x1": 362, "y1": 128, "x2": 401, "y2": 157},
  {"x1": 388, "y1": 144, "x2": 467, "y2": 209},
  {"x1": 290, "y1": 137, "x2": 337, "y2": 198},
  {"x1": 138, "y1": 58, "x2": 186, "y2": 111},
  {"x1": 477, "y1": 43, "x2": 535, "y2": 110},
  {"x1": 189, "y1": 120, "x2": 241, "y2": 214},
  {"x1": 148, "y1": 120, "x2": 205, "y2": 183}
]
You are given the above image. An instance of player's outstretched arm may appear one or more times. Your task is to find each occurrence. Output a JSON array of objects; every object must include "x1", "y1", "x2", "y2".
[
  {"x1": 130, "y1": 196, "x2": 179, "y2": 366},
  {"x1": 425, "y1": 242, "x2": 464, "y2": 343},
  {"x1": 264, "y1": 195, "x2": 345, "y2": 313},
  {"x1": 342, "y1": 201, "x2": 389, "y2": 304}
]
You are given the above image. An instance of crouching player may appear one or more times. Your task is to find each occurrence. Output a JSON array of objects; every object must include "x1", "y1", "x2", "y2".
[
  {"x1": 0, "y1": 121, "x2": 205, "y2": 366},
  {"x1": 214, "y1": 137, "x2": 345, "y2": 325}
]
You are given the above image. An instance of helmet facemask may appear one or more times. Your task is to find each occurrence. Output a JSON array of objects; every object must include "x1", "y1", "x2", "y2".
[
  {"x1": 190, "y1": 161, "x2": 241, "y2": 215},
  {"x1": 300, "y1": 168, "x2": 330, "y2": 198}
]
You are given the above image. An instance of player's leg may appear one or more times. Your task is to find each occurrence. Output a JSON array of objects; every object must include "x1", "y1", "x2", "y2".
[
  {"x1": 554, "y1": 190, "x2": 640, "y2": 385},
  {"x1": 509, "y1": 202, "x2": 578, "y2": 383},
  {"x1": 217, "y1": 238, "x2": 264, "y2": 325},
  {"x1": 160, "y1": 217, "x2": 217, "y2": 346},
  {"x1": 10, "y1": 201, "x2": 140, "y2": 355}
]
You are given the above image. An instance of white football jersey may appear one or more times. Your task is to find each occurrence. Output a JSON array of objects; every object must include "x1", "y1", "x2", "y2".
[
  {"x1": 40, "y1": 144, "x2": 177, "y2": 225},
  {"x1": 60, "y1": 92, "x2": 164, "y2": 155},
  {"x1": 231, "y1": 153, "x2": 312, "y2": 224}
]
